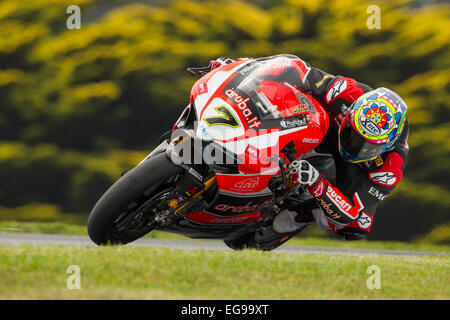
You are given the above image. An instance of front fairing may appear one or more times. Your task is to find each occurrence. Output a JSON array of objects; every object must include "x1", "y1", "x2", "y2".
[{"x1": 189, "y1": 58, "x2": 330, "y2": 172}]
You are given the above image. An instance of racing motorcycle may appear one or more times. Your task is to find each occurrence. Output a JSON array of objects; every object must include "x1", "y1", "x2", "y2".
[{"x1": 87, "y1": 57, "x2": 333, "y2": 251}]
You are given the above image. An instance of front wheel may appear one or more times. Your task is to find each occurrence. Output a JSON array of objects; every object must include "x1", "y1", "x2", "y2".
[{"x1": 87, "y1": 153, "x2": 183, "y2": 245}]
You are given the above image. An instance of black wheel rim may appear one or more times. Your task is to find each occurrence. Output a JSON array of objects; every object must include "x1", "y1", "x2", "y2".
[{"x1": 108, "y1": 186, "x2": 174, "y2": 244}]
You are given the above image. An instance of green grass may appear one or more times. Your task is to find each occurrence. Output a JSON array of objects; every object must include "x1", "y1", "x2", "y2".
[
  {"x1": 285, "y1": 237, "x2": 450, "y2": 253},
  {"x1": 0, "y1": 220, "x2": 184, "y2": 239},
  {"x1": 1, "y1": 221, "x2": 449, "y2": 253},
  {"x1": 0, "y1": 245, "x2": 448, "y2": 300},
  {"x1": 0, "y1": 221, "x2": 88, "y2": 236}
]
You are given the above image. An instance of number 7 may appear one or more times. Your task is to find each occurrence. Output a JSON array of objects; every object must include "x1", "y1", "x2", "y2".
[{"x1": 204, "y1": 105, "x2": 240, "y2": 128}]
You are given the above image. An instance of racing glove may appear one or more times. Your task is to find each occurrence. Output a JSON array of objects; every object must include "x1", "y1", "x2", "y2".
[{"x1": 288, "y1": 160, "x2": 320, "y2": 185}]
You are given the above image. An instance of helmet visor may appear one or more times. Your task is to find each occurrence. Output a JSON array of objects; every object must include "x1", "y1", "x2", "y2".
[{"x1": 340, "y1": 120, "x2": 385, "y2": 162}]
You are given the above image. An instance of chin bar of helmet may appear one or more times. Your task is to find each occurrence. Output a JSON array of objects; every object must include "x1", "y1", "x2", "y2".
[{"x1": 337, "y1": 125, "x2": 378, "y2": 164}]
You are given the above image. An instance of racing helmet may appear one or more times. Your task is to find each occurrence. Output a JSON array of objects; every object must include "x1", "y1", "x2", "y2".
[{"x1": 338, "y1": 87, "x2": 407, "y2": 163}]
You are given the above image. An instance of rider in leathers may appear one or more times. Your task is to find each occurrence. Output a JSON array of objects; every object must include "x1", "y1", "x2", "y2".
[{"x1": 208, "y1": 55, "x2": 409, "y2": 241}]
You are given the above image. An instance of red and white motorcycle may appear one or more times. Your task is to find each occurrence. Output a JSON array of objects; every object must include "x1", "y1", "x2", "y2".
[{"x1": 87, "y1": 57, "x2": 331, "y2": 250}]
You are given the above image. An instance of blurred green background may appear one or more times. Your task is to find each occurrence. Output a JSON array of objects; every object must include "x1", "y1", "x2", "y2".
[{"x1": 0, "y1": 0, "x2": 448, "y2": 243}]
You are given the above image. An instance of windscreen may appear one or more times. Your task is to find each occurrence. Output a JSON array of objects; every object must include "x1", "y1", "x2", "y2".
[
  {"x1": 232, "y1": 61, "x2": 293, "y2": 120},
  {"x1": 235, "y1": 72, "x2": 283, "y2": 120}
]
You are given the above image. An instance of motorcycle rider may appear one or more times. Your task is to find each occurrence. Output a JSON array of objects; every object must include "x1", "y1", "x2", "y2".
[{"x1": 207, "y1": 55, "x2": 409, "y2": 241}]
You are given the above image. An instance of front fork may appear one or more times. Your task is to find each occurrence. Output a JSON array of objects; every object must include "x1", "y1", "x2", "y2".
[
  {"x1": 142, "y1": 129, "x2": 300, "y2": 227},
  {"x1": 140, "y1": 130, "x2": 220, "y2": 226}
]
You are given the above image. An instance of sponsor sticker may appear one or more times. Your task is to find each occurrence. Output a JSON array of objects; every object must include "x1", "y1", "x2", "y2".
[
  {"x1": 245, "y1": 144, "x2": 259, "y2": 159},
  {"x1": 403, "y1": 138, "x2": 409, "y2": 151},
  {"x1": 369, "y1": 171, "x2": 396, "y2": 186},
  {"x1": 198, "y1": 82, "x2": 208, "y2": 95},
  {"x1": 262, "y1": 60, "x2": 293, "y2": 70},
  {"x1": 326, "y1": 186, "x2": 352, "y2": 213},
  {"x1": 315, "y1": 74, "x2": 333, "y2": 88},
  {"x1": 296, "y1": 93, "x2": 316, "y2": 114},
  {"x1": 375, "y1": 156, "x2": 384, "y2": 167},
  {"x1": 239, "y1": 62, "x2": 259, "y2": 75},
  {"x1": 279, "y1": 114, "x2": 308, "y2": 129},
  {"x1": 310, "y1": 178, "x2": 325, "y2": 198},
  {"x1": 293, "y1": 105, "x2": 308, "y2": 114},
  {"x1": 368, "y1": 186, "x2": 387, "y2": 200},
  {"x1": 185, "y1": 186, "x2": 199, "y2": 197},
  {"x1": 168, "y1": 199, "x2": 180, "y2": 207},
  {"x1": 214, "y1": 199, "x2": 274, "y2": 213},
  {"x1": 198, "y1": 124, "x2": 213, "y2": 139},
  {"x1": 357, "y1": 212, "x2": 372, "y2": 229},
  {"x1": 188, "y1": 167, "x2": 203, "y2": 181},
  {"x1": 302, "y1": 137, "x2": 320, "y2": 144},
  {"x1": 317, "y1": 198, "x2": 341, "y2": 221},
  {"x1": 355, "y1": 100, "x2": 396, "y2": 141},
  {"x1": 340, "y1": 103, "x2": 350, "y2": 114},
  {"x1": 225, "y1": 89, "x2": 261, "y2": 128},
  {"x1": 231, "y1": 177, "x2": 260, "y2": 191}
]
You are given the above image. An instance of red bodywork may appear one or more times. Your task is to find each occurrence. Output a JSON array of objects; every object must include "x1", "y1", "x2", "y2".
[{"x1": 175, "y1": 58, "x2": 330, "y2": 227}]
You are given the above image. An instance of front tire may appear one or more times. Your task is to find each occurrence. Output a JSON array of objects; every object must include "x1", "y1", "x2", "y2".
[{"x1": 87, "y1": 153, "x2": 182, "y2": 245}]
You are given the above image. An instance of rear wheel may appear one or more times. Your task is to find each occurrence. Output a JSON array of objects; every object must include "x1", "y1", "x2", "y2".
[{"x1": 87, "y1": 153, "x2": 183, "y2": 245}]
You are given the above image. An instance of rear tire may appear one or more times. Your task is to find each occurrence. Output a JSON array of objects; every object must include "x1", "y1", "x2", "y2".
[{"x1": 87, "y1": 153, "x2": 182, "y2": 245}]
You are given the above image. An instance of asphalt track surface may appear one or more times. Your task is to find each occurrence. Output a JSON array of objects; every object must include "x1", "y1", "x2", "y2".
[{"x1": 0, "y1": 232, "x2": 448, "y2": 257}]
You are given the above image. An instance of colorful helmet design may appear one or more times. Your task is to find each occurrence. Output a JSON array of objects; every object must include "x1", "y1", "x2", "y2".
[{"x1": 338, "y1": 87, "x2": 407, "y2": 163}]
